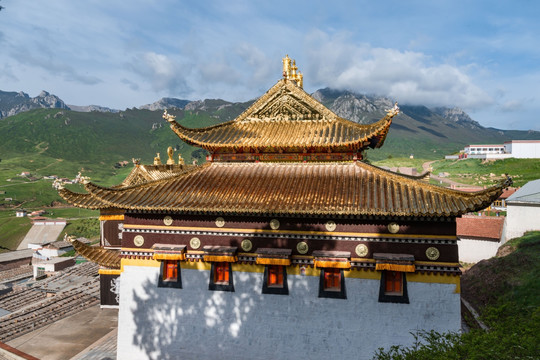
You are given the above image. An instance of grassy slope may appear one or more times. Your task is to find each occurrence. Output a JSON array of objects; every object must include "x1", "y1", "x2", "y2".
[
  {"x1": 431, "y1": 158, "x2": 540, "y2": 187},
  {"x1": 0, "y1": 211, "x2": 32, "y2": 252}
]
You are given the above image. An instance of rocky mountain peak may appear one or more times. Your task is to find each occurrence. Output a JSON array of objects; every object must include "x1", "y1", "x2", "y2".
[
  {"x1": 433, "y1": 106, "x2": 482, "y2": 129},
  {"x1": 139, "y1": 97, "x2": 190, "y2": 111},
  {"x1": 0, "y1": 90, "x2": 69, "y2": 119}
]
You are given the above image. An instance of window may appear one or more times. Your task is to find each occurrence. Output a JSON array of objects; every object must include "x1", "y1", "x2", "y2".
[
  {"x1": 262, "y1": 265, "x2": 288, "y2": 295},
  {"x1": 158, "y1": 260, "x2": 182, "y2": 288},
  {"x1": 378, "y1": 271, "x2": 409, "y2": 304},
  {"x1": 318, "y1": 268, "x2": 346, "y2": 299},
  {"x1": 209, "y1": 262, "x2": 234, "y2": 292}
]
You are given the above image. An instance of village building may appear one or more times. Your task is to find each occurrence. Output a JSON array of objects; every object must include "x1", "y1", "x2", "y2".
[
  {"x1": 446, "y1": 140, "x2": 540, "y2": 160},
  {"x1": 505, "y1": 179, "x2": 540, "y2": 240},
  {"x1": 456, "y1": 215, "x2": 505, "y2": 263},
  {"x1": 59, "y1": 57, "x2": 510, "y2": 359}
]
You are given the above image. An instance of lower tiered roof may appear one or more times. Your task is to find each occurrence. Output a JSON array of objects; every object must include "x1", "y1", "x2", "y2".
[{"x1": 60, "y1": 161, "x2": 510, "y2": 218}]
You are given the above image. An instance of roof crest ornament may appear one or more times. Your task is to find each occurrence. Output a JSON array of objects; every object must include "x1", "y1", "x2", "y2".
[
  {"x1": 163, "y1": 110, "x2": 176, "y2": 123},
  {"x1": 385, "y1": 102, "x2": 400, "y2": 117},
  {"x1": 282, "y1": 55, "x2": 303, "y2": 88}
]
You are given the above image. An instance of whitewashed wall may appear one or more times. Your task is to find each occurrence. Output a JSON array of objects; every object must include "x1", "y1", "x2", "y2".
[
  {"x1": 506, "y1": 203, "x2": 540, "y2": 240},
  {"x1": 458, "y1": 238, "x2": 501, "y2": 263},
  {"x1": 117, "y1": 266, "x2": 461, "y2": 360}
]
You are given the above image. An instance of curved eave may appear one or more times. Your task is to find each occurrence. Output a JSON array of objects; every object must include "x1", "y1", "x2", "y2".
[
  {"x1": 59, "y1": 162, "x2": 511, "y2": 218},
  {"x1": 58, "y1": 188, "x2": 112, "y2": 209},
  {"x1": 167, "y1": 111, "x2": 396, "y2": 153},
  {"x1": 69, "y1": 238, "x2": 121, "y2": 269}
]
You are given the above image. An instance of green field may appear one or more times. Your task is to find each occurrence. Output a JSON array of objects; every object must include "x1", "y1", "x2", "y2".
[
  {"x1": 430, "y1": 158, "x2": 540, "y2": 187},
  {"x1": 0, "y1": 211, "x2": 32, "y2": 252}
]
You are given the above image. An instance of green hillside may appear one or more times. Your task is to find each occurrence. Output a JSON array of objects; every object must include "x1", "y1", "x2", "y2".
[{"x1": 0, "y1": 108, "x2": 225, "y2": 208}]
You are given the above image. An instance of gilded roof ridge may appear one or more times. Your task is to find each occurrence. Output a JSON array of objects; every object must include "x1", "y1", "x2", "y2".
[{"x1": 84, "y1": 162, "x2": 212, "y2": 193}]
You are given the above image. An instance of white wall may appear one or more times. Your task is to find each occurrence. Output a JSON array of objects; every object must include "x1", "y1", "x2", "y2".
[
  {"x1": 506, "y1": 142, "x2": 540, "y2": 159},
  {"x1": 117, "y1": 265, "x2": 461, "y2": 360},
  {"x1": 458, "y1": 238, "x2": 501, "y2": 263},
  {"x1": 506, "y1": 203, "x2": 540, "y2": 239}
]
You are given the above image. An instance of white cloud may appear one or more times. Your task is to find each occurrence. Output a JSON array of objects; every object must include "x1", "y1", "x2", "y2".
[
  {"x1": 129, "y1": 52, "x2": 191, "y2": 95},
  {"x1": 304, "y1": 31, "x2": 493, "y2": 109}
]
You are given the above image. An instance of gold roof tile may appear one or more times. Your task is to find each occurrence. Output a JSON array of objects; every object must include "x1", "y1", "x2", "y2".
[
  {"x1": 59, "y1": 162, "x2": 511, "y2": 217},
  {"x1": 164, "y1": 80, "x2": 395, "y2": 153}
]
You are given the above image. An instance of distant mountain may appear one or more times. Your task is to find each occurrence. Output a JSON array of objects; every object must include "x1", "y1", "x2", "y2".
[
  {"x1": 68, "y1": 104, "x2": 119, "y2": 113},
  {"x1": 139, "y1": 98, "x2": 191, "y2": 111},
  {"x1": 0, "y1": 90, "x2": 69, "y2": 119},
  {"x1": 2, "y1": 87, "x2": 540, "y2": 163}
]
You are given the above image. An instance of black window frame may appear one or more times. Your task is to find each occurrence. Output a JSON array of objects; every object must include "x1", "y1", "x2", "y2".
[
  {"x1": 378, "y1": 270, "x2": 409, "y2": 304},
  {"x1": 158, "y1": 260, "x2": 182, "y2": 289},
  {"x1": 318, "y1": 268, "x2": 347, "y2": 299},
  {"x1": 208, "y1": 262, "x2": 235, "y2": 292},
  {"x1": 262, "y1": 265, "x2": 289, "y2": 295}
]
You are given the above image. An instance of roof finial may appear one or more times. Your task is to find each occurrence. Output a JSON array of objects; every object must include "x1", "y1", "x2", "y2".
[
  {"x1": 386, "y1": 102, "x2": 400, "y2": 116},
  {"x1": 282, "y1": 55, "x2": 291, "y2": 79},
  {"x1": 282, "y1": 55, "x2": 303, "y2": 88},
  {"x1": 167, "y1": 146, "x2": 175, "y2": 165},
  {"x1": 163, "y1": 110, "x2": 176, "y2": 123}
]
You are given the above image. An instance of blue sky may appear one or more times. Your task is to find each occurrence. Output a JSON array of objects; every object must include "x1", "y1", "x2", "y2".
[{"x1": 1, "y1": 0, "x2": 539, "y2": 130}]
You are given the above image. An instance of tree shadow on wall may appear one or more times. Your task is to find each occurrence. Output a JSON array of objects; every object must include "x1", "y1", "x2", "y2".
[{"x1": 130, "y1": 220, "x2": 349, "y2": 359}]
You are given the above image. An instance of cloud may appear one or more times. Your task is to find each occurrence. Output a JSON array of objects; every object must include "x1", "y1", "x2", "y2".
[
  {"x1": 304, "y1": 31, "x2": 493, "y2": 109},
  {"x1": 10, "y1": 44, "x2": 102, "y2": 85},
  {"x1": 499, "y1": 100, "x2": 523, "y2": 112},
  {"x1": 129, "y1": 52, "x2": 191, "y2": 96}
]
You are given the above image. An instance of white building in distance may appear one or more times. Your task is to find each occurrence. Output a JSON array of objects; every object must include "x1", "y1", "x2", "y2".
[
  {"x1": 446, "y1": 140, "x2": 540, "y2": 160},
  {"x1": 505, "y1": 179, "x2": 540, "y2": 240}
]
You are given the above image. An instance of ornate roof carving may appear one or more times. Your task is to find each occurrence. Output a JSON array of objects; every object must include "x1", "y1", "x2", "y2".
[{"x1": 163, "y1": 80, "x2": 396, "y2": 154}]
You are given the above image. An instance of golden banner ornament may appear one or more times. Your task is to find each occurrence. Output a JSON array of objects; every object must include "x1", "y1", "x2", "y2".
[
  {"x1": 134, "y1": 235, "x2": 144, "y2": 247},
  {"x1": 325, "y1": 220, "x2": 337, "y2": 232},
  {"x1": 163, "y1": 216, "x2": 173, "y2": 226},
  {"x1": 426, "y1": 247, "x2": 440, "y2": 261},
  {"x1": 190, "y1": 237, "x2": 201, "y2": 249},
  {"x1": 297, "y1": 241, "x2": 309, "y2": 254},
  {"x1": 241, "y1": 239, "x2": 253, "y2": 252},
  {"x1": 215, "y1": 217, "x2": 225, "y2": 228},
  {"x1": 388, "y1": 222, "x2": 400, "y2": 234},
  {"x1": 355, "y1": 244, "x2": 368, "y2": 257},
  {"x1": 270, "y1": 219, "x2": 280, "y2": 230}
]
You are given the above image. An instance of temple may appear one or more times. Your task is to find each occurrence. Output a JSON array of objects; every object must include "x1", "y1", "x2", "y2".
[{"x1": 60, "y1": 56, "x2": 510, "y2": 359}]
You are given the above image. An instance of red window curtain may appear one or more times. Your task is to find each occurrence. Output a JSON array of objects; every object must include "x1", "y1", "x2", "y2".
[
  {"x1": 214, "y1": 262, "x2": 230, "y2": 284},
  {"x1": 268, "y1": 265, "x2": 284, "y2": 287},
  {"x1": 385, "y1": 271, "x2": 402, "y2": 294},
  {"x1": 324, "y1": 268, "x2": 341, "y2": 291},
  {"x1": 164, "y1": 261, "x2": 178, "y2": 281}
]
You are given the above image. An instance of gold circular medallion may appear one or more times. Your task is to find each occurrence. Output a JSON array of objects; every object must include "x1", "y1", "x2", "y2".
[
  {"x1": 325, "y1": 220, "x2": 337, "y2": 232},
  {"x1": 355, "y1": 244, "x2": 368, "y2": 257},
  {"x1": 215, "y1": 217, "x2": 225, "y2": 228},
  {"x1": 270, "y1": 219, "x2": 280, "y2": 230},
  {"x1": 163, "y1": 216, "x2": 173, "y2": 226},
  {"x1": 388, "y1": 222, "x2": 400, "y2": 234},
  {"x1": 241, "y1": 239, "x2": 253, "y2": 252},
  {"x1": 133, "y1": 235, "x2": 144, "y2": 247},
  {"x1": 426, "y1": 247, "x2": 440, "y2": 261},
  {"x1": 297, "y1": 241, "x2": 309, "y2": 254},
  {"x1": 190, "y1": 237, "x2": 201, "y2": 249}
]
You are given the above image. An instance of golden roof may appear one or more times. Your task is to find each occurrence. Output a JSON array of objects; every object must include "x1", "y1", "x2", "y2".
[
  {"x1": 68, "y1": 238, "x2": 120, "y2": 269},
  {"x1": 119, "y1": 163, "x2": 189, "y2": 187},
  {"x1": 59, "y1": 161, "x2": 510, "y2": 217},
  {"x1": 163, "y1": 79, "x2": 396, "y2": 153}
]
